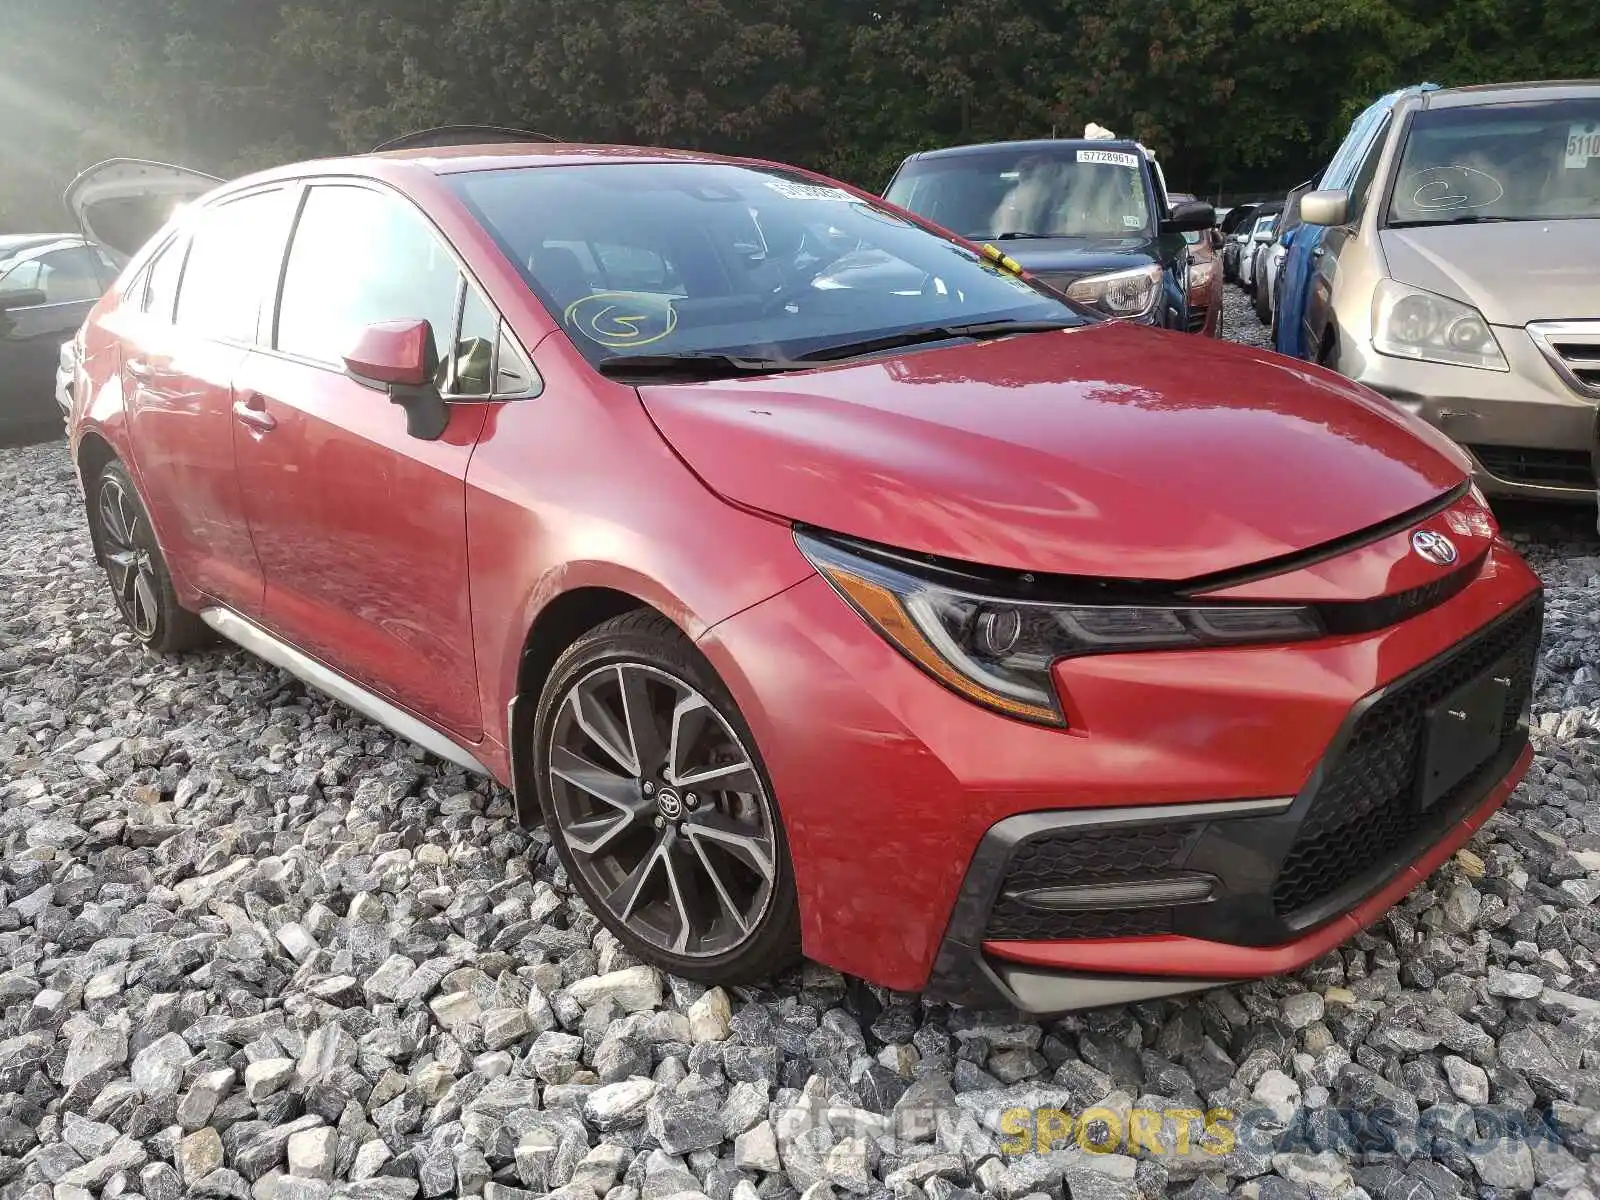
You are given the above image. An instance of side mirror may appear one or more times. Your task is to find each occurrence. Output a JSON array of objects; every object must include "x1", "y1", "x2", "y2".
[
  {"x1": 1300, "y1": 190, "x2": 1350, "y2": 227},
  {"x1": 1209, "y1": 228, "x2": 1224, "y2": 250},
  {"x1": 1162, "y1": 200, "x2": 1216, "y2": 234},
  {"x1": 343, "y1": 319, "x2": 450, "y2": 441},
  {"x1": 0, "y1": 289, "x2": 48, "y2": 312}
]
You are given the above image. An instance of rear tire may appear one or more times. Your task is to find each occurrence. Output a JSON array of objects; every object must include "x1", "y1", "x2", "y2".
[
  {"x1": 533, "y1": 609, "x2": 802, "y2": 984},
  {"x1": 1255, "y1": 274, "x2": 1273, "y2": 325},
  {"x1": 90, "y1": 461, "x2": 211, "y2": 653}
]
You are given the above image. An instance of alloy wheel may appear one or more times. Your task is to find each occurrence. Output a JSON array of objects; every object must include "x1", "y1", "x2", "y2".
[
  {"x1": 97, "y1": 475, "x2": 160, "y2": 640},
  {"x1": 547, "y1": 662, "x2": 778, "y2": 958}
]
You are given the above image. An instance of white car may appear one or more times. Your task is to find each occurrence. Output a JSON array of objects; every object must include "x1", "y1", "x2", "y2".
[
  {"x1": 1238, "y1": 212, "x2": 1277, "y2": 293},
  {"x1": 54, "y1": 337, "x2": 78, "y2": 426},
  {"x1": 1257, "y1": 239, "x2": 1289, "y2": 326}
]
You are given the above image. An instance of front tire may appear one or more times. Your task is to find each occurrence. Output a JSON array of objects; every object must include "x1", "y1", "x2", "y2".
[
  {"x1": 533, "y1": 609, "x2": 802, "y2": 983},
  {"x1": 91, "y1": 461, "x2": 211, "y2": 653}
]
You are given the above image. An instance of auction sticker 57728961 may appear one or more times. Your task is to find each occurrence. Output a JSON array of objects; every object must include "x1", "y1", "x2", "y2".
[{"x1": 1076, "y1": 149, "x2": 1140, "y2": 169}]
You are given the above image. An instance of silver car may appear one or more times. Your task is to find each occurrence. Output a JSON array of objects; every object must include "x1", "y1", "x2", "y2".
[{"x1": 1296, "y1": 80, "x2": 1600, "y2": 501}]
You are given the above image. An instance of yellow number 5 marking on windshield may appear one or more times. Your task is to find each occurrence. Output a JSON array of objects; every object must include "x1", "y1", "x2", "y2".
[{"x1": 564, "y1": 292, "x2": 679, "y2": 349}]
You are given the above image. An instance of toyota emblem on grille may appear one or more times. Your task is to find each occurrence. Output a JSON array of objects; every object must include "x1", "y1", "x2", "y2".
[{"x1": 1411, "y1": 529, "x2": 1458, "y2": 566}]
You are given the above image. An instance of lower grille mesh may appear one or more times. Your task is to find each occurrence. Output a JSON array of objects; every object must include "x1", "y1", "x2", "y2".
[{"x1": 1271, "y1": 603, "x2": 1540, "y2": 917}]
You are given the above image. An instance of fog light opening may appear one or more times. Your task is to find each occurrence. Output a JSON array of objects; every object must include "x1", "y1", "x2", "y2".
[{"x1": 1010, "y1": 874, "x2": 1218, "y2": 911}]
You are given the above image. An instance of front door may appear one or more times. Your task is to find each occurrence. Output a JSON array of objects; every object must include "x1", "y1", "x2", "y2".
[{"x1": 232, "y1": 181, "x2": 489, "y2": 739}]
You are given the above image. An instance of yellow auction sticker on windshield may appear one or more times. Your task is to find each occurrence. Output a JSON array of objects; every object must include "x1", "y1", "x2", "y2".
[{"x1": 564, "y1": 292, "x2": 678, "y2": 349}]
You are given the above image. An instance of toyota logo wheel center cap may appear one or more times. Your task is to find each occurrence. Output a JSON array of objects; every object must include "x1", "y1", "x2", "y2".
[
  {"x1": 1411, "y1": 529, "x2": 1458, "y2": 566},
  {"x1": 656, "y1": 787, "x2": 684, "y2": 820}
]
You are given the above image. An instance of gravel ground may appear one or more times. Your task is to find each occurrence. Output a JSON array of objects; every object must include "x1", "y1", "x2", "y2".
[{"x1": 2, "y1": 310, "x2": 1598, "y2": 1200}]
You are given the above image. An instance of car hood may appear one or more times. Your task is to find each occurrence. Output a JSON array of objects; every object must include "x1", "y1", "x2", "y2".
[
  {"x1": 64, "y1": 159, "x2": 224, "y2": 256},
  {"x1": 638, "y1": 322, "x2": 1470, "y2": 581},
  {"x1": 995, "y1": 237, "x2": 1158, "y2": 282},
  {"x1": 1379, "y1": 220, "x2": 1600, "y2": 324}
]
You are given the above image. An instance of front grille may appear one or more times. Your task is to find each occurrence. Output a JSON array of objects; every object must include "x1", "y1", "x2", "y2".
[
  {"x1": 1527, "y1": 319, "x2": 1600, "y2": 398},
  {"x1": 1316, "y1": 552, "x2": 1483, "y2": 635},
  {"x1": 1271, "y1": 602, "x2": 1540, "y2": 917},
  {"x1": 1467, "y1": 444, "x2": 1594, "y2": 489},
  {"x1": 985, "y1": 824, "x2": 1197, "y2": 940}
]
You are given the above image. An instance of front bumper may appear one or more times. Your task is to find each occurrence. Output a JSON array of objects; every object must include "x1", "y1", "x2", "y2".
[
  {"x1": 1344, "y1": 327, "x2": 1599, "y2": 501},
  {"x1": 699, "y1": 525, "x2": 1542, "y2": 996},
  {"x1": 929, "y1": 597, "x2": 1538, "y2": 1013}
]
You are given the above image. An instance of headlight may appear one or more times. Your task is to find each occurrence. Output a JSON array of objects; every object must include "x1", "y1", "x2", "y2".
[
  {"x1": 1190, "y1": 259, "x2": 1217, "y2": 289},
  {"x1": 1371, "y1": 280, "x2": 1507, "y2": 371},
  {"x1": 1064, "y1": 264, "x2": 1163, "y2": 318},
  {"x1": 796, "y1": 531, "x2": 1323, "y2": 726}
]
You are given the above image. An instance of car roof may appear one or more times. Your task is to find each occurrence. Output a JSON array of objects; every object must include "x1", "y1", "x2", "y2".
[
  {"x1": 240, "y1": 142, "x2": 748, "y2": 183},
  {"x1": 898, "y1": 138, "x2": 1151, "y2": 163},
  {"x1": 0, "y1": 236, "x2": 88, "y2": 264},
  {"x1": 1421, "y1": 79, "x2": 1600, "y2": 109},
  {"x1": 206, "y1": 143, "x2": 803, "y2": 201},
  {"x1": 0, "y1": 233, "x2": 81, "y2": 253}
]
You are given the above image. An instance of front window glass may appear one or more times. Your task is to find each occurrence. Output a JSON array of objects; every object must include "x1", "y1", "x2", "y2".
[
  {"x1": 885, "y1": 146, "x2": 1152, "y2": 240},
  {"x1": 1386, "y1": 97, "x2": 1600, "y2": 225},
  {"x1": 449, "y1": 162, "x2": 1082, "y2": 367},
  {"x1": 277, "y1": 184, "x2": 462, "y2": 371}
]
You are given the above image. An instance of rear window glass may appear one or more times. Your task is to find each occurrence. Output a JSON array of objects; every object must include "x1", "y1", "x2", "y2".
[{"x1": 176, "y1": 190, "x2": 296, "y2": 343}]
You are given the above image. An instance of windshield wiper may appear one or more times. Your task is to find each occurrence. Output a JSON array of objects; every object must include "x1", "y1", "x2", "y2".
[
  {"x1": 795, "y1": 318, "x2": 1077, "y2": 364},
  {"x1": 595, "y1": 352, "x2": 809, "y2": 381},
  {"x1": 1388, "y1": 214, "x2": 1517, "y2": 228},
  {"x1": 992, "y1": 231, "x2": 1058, "y2": 240}
]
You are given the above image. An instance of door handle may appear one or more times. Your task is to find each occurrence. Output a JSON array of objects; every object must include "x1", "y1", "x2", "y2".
[
  {"x1": 233, "y1": 393, "x2": 277, "y2": 432},
  {"x1": 126, "y1": 359, "x2": 154, "y2": 382},
  {"x1": 1311, "y1": 248, "x2": 1325, "y2": 260}
]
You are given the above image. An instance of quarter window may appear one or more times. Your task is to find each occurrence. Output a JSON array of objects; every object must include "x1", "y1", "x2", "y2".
[
  {"x1": 451, "y1": 285, "x2": 498, "y2": 397},
  {"x1": 143, "y1": 238, "x2": 186, "y2": 322},
  {"x1": 175, "y1": 190, "x2": 297, "y2": 344},
  {"x1": 0, "y1": 260, "x2": 43, "y2": 299},
  {"x1": 275, "y1": 184, "x2": 462, "y2": 370}
]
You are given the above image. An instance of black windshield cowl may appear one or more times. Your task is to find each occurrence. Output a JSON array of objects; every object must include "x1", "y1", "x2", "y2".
[
  {"x1": 595, "y1": 352, "x2": 811, "y2": 383},
  {"x1": 1387, "y1": 214, "x2": 1517, "y2": 229},
  {"x1": 795, "y1": 318, "x2": 1080, "y2": 364}
]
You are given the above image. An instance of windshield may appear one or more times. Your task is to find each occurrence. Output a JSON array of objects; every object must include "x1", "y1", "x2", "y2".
[
  {"x1": 1386, "y1": 97, "x2": 1600, "y2": 225},
  {"x1": 448, "y1": 162, "x2": 1084, "y2": 367},
  {"x1": 884, "y1": 147, "x2": 1153, "y2": 240}
]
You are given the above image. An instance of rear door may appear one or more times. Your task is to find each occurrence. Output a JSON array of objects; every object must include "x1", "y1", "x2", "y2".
[
  {"x1": 231, "y1": 181, "x2": 490, "y2": 739},
  {"x1": 120, "y1": 187, "x2": 298, "y2": 613}
]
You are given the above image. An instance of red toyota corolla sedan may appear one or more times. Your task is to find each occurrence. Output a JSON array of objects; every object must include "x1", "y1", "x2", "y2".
[{"x1": 65, "y1": 142, "x2": 1541, "y2": 1013}]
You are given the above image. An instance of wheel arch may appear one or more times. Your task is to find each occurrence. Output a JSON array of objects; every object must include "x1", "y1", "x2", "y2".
[
  {"x1": 75, "y1": 430, "x2": 120, "y2": 561},
  {"x1": 505, "y1": 585, "x2": 674, "y2": 826}
]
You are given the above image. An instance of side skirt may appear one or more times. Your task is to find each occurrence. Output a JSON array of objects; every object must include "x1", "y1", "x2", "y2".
[{"x1": 199, "y1": 606, "x2": 491, "y2": 778}]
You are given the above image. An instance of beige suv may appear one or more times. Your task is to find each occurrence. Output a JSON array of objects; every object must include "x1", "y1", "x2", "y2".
[{"x1": 1295, "y1": 80, "x2": 1600, "y2": 501}]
